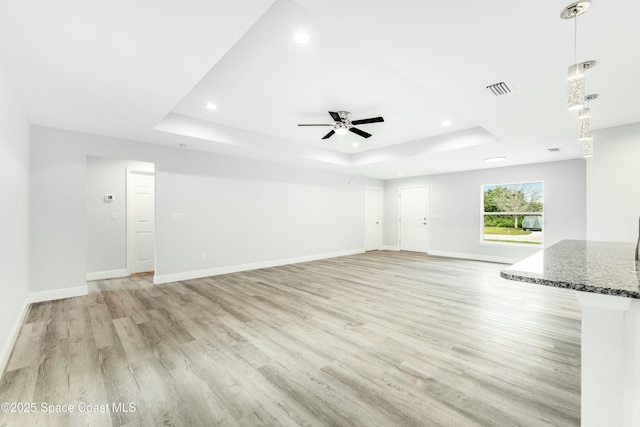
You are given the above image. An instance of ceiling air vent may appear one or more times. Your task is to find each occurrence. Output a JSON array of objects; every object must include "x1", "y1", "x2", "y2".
[{"x1": 486, "y1": 81, "x2": 513, "y2": 96}]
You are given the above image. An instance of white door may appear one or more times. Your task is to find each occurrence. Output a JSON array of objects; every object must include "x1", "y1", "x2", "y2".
[
  {"x1": 128, "y1": 170, "x2": 155, "y2": 274},
  {"x1": 364, "y1": 187, "x2": 382, "y2": 251},
  {"x1": 399, "y1": 186, "x2": 429, "y2": 252}
]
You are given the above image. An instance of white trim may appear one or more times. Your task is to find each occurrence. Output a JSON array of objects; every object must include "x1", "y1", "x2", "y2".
[
  {"x1": 154, "y1": 249, "x2": 364, "y2": 285},
  {"x1": 427, "y1": 249, "x2": 518, "y2": 264},
  {"x1": 86, "y1": 269, "x2": 129, "y2": 281},
  {"x1": 28, "y1": 285, "x2": 88, "y2": 304},
  {"x1": 0, "y1": 298, "x2": 30, "y2": 375},
  {"x1": 382, "y1": 245, "x2": 400, "y2": 251},
  {"x1": 478, "y1": 240, "x2": 545, "y2": 249}
]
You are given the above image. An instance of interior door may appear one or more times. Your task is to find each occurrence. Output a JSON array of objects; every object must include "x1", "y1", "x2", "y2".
[
  {"x1": 364, "y1": 187, "x2": 382, "y2": 251},
  {"x1": 399, "y1": 186, "x2": 429, "y2": 253},
  {"x1": 128, "y1": 170, "x2": 155, "y2": 274}
]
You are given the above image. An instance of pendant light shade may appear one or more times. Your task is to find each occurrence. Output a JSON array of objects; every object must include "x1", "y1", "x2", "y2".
[
  {"x1": 578, "y1": 106, "x2": 591, "y2": 140},
  {"x1": 567, "y1": 64, "x2": 585, "y2": 110},
  {"x1": 582, "y1": 135, "x2": 593, "y2": 157}
]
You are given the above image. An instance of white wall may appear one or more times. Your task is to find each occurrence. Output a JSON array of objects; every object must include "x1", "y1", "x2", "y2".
[
  {"x1": 30, "y1": 129, "x2": 88, "y2": 293},
  {"x1": 0, "y1": 64, "x2": 30, "y2": 371},
  {"x1": 86, "y1": 156, "x2": 154, "y2": 276},
  {"x1": 384, "y1": 159, "x2": 587, "y2": 263},
  {"x1": 31, "y1": 126, "x2": 381, "y2": 291},
  {"x1": 586, "y1": 123, "x2": 640, "y2": 242},
  {"x1": 155, "y1": 163, "x2": 365, "y2": 280}
]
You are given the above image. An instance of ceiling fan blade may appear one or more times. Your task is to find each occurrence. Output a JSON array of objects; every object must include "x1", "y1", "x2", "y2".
[
  {"x1": 328, "y1": 111, "x2": 342, "y2": 122},
  {"x1": 349, "y1": 127, "x2": 371, "y2": 138},
  {"x1": 351, "y1": 116, "x2": 384, "y2": 125},
  {"x1": 298, "y1": 124, "x2": 333, "y2": 126},
  {"x1": 322, "y1": 130, "x2": 335, "y2": 139}
]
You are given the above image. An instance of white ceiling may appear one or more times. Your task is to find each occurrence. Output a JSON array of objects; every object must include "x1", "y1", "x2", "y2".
[{"x1": 1, "y1": 0, "x2": 638, "y2": 179}]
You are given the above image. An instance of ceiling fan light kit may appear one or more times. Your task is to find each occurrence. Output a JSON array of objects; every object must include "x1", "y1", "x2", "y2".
[
  {"x1": 298, "y1": 110, "x2": 384, "y2": 140},
  {"x1": 334, "y1": 124, "x2": 348, "y2": 136}
]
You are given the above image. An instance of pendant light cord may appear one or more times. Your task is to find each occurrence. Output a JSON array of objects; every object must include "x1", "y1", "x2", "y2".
[{"x1": 574, "y1": 13, "x2": 578, "y2": 65}]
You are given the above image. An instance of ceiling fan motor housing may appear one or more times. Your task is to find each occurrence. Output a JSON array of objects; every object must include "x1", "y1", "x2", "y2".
[{"x1": 337, "y1": 111, "x2": 352, "y2": 123}]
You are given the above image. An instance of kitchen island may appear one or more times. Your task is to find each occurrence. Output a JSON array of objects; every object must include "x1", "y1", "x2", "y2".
[{"x1": 502, "y1": 240, "x2": 640, "y2": 427}]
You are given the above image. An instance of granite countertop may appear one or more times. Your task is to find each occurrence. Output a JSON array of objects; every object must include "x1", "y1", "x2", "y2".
[{"x1": 501, "y1": 239, "x2": 640, "y2": 299}]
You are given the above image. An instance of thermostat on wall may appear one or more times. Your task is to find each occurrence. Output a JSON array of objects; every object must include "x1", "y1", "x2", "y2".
[{"x1": 104, "y1": 194, "x2": 115, "y2": 202}]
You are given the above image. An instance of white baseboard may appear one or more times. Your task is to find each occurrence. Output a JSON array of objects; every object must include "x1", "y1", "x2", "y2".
[
  {"x1": 154, "y1": 248, "x2": 365, "y2": 285},
  {"x1": 427, "y1": 249, "x2": 519, "y2": 264},
  {"x1": 86, "y1": 269, "x2": 129, "y2": 281},
  {"x1": 28, "y1": 285, "x2": 88, "y2": 304},
  {"x1": 382, "y1": 245, "x2": 400, "y2": 251},
  {"x1": 0, "y1": 298, "x2": 30, "y2": 376}
]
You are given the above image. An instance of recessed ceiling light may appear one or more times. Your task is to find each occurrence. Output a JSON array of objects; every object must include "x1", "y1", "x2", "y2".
[
  {"x1": 293, "y1": 31, "x2": 310, "y2": 44},
  {"x1": 398, "y1": 172, "x2": 404, "y2": 177},
  {"x1": 484, "y1": 156, "x2": 506, "y2": 163},
  {"x1": 352, "y1": 142, "x2": 360, "y2": 148},
  {"x1": 205, "y1": 102, "x2": 217, "y2": 110},
  {"x1": 441, "y1": 120, "x2": 452, "y2": 126}
]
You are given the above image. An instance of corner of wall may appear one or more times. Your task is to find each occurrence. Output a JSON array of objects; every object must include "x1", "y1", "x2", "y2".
[
  {"x1": 0, "y1": 297, "x2": 30, "y2": 377},
  {"x1": 28, "y1": 285, "x2": 89, "y2": 304}
]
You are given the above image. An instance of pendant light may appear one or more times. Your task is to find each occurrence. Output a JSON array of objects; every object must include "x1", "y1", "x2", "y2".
[
  {"x1": 561, "y1": 1, "x2": 594, "y2": 111},
  {"x1": 578, "y1": 94, "x2": 597, "y2": 141},
  {"x1": 562, "y1": 1, "x2": 599, "y2": 158}
]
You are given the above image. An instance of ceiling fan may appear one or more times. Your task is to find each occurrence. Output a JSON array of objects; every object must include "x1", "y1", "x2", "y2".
[{"x1": 298, "y1": 111, "x2": 384, "y2": 140}]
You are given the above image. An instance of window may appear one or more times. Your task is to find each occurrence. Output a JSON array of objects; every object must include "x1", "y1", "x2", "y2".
[{"x1": 482, "y1": 181, "x2": 543, "y2": 245}]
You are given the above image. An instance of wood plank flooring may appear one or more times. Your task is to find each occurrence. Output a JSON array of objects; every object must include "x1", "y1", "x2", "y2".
[{"x1": 0, "y1": 251, "x2": 581, "y2": 426}]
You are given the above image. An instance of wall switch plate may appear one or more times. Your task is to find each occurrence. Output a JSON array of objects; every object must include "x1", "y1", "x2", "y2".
[{"x1": 111, "y1": 212, "x2": 118, "y2": 220}]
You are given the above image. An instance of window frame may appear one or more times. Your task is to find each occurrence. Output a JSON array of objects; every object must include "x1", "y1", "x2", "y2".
[{"x1": 480, "y1": 181, "x2": 544, "y2": 246}]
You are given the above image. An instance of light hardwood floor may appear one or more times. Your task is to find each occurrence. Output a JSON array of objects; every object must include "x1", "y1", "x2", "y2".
[{"x1": 0, "y1": 251, "x2": 581, "y2": 426}]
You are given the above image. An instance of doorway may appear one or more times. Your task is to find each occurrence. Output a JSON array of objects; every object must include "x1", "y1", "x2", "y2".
[
  {"x1": 85, "y1": 157, "x2": 155, "y2": 280},
  {"x1": 399, "y1": 186, "x2": 429, "y2": 253},
  {"x1": 364, "y1": 187, "x2": 382, "y2": 251}
]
